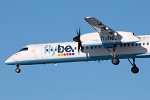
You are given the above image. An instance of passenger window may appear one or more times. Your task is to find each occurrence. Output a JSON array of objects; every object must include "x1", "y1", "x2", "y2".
[
  {"x1": 95, "y1": 46, "x2": 97, "y2": 49},
  {"x1": 143, "y1": 43, "x2": 145, "y2": 45},
  {"x1": 124, "y1": 44, "x2": 126, "y2": 47},
  {"x1": 147, "y1": 43, "x2": 149, "y2": 45},
  {"x1": 132, "y1": 43, "x2": 134, "y2": 46},
  {"x1": 74, "y1": 47, "x2": 77, "y2": 50},
  {"x1": 128, "y1": 44, "x2": 130, "y2": 46},
  {"x1": 120, "y1": 44, "x2": 122, "y2": 47},
  {"x1": 139, "y1": 43, "x2": 141, "y2": 46},
  {"x1": 136, "y1": 43, "x2": 138, "y2": 46},
  {"x1": 86, "y1": 46, "x2": 89, "y2": 49},
  {"x1": 91, "y1": 46, "x2": 93, "y2": 49},
  {"x1": 99, "y1": 46, "x2": 101, "y2": 48}
]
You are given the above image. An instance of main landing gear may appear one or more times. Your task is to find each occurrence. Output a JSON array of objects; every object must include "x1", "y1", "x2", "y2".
[
  {"x1": 107, "y1": 46, "x2": 120, "y2": 65},
  {"x1": 112, "y1": 57, "x2": 120, "y2": 65},
  {"x1": 128, "y1": 58, "x2": 139, "y2": 74},
  {"x1": 107, "y1": 46, "x2": 139, "y2": 74},
  {"x1": 15, "y1": 64, "x2": 21, "y2": 73}
]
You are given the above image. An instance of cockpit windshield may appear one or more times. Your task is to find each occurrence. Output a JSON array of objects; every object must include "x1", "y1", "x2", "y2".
[{"x1": 18, "y1": 47, "x2": 28, "y2": 52}]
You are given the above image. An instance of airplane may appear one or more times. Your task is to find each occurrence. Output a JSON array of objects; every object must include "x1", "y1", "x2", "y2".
[{"x1": 5, "y1": 17, "x2": 150, "y2": 74}]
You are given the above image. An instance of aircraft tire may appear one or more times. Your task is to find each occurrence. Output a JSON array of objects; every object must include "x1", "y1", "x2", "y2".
[
  {"x1": 15, "y1": 68, "x2": 21, "y2": 73},
  {"x1": 112, "y1": 58, "x2": 120, "y2": 65},
  {"x1": 131, "y1": 66, "x2": 139, "y2": 74}
]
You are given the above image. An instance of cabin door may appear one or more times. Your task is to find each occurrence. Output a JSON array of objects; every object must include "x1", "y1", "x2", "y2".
[{"x1": 35, "y1": 46, "x2": 43, "y2": 59}]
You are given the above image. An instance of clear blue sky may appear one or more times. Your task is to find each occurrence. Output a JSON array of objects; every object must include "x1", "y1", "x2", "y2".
[{"x1": 1, "y1": 0, "x2": 150, "y2": 100}]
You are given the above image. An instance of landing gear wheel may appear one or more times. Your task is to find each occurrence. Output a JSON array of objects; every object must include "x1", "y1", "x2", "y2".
[
  {"x1": 112, "y1": 58, "x2": 120, "y2": 65},
  {"x1": 128, "y1": 59, "x2": 139, "y2": 74},
  {"x1": 15, "y1": 68, "x2": 21, "y2": 73},
  {"x1": 131, "y1": 66, "x2": 139, "y2": 74}
]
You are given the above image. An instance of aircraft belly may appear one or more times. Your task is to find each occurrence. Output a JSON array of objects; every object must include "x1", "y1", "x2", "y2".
[{"x1": 7, "y1": 52, "x2": 150, "y2": 65}]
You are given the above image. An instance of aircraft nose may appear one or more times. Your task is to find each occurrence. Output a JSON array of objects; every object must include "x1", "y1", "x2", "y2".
[
  {"x1": 5, "y1": 56, "x2": 15, "y2": 65},
  {"x1": 5, "y1": 58, "x2": 10, "y2": 64}
]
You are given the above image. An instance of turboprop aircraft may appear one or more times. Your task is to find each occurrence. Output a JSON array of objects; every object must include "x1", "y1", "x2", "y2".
[{"x1": 5, "y1": 17, "x2": 150, "y2": 74}]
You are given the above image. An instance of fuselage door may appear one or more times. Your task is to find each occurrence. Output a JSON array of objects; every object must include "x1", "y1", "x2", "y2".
[{"x1": 35, "y1": 46, "x2": 43, "y2": 59}]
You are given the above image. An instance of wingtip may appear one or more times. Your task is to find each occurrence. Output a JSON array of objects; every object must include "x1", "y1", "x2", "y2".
[{"x1": 84, "y1": 17, "x2": 93, "y2": 19}]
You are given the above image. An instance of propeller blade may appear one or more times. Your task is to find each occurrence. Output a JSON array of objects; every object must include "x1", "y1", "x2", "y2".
[
  {"x1": 76, "y1": 29, "x2": 79, "y2": 35},
  {"x1": 78, "y1": 42, "x2": 80, "y2": 53},
  {"x1": 78, "y1": 41, "x2": 83, "y2": 53},
  {"x1": 79, "y1": 27, "x2": 80, "y2": 36},
  {"x1": 73, "y1": 28, "x2": 82, "y2": 53}
]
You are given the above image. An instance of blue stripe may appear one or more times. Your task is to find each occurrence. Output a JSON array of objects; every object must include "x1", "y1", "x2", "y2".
[
  {"x1": 5, "y1": 53, "x2": 150, "y2": 65},
  {"x1": 82, "y1": 43, "x2": 102, "y2": 46}
]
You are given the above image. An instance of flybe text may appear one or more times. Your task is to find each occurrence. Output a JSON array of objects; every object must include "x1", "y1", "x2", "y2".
[
  {"x1": 101, "y1": 36, "x2": 117, "y2": 42},
  {"x1": 44, "y1": 45, "x2": 74, "y2": 56}
]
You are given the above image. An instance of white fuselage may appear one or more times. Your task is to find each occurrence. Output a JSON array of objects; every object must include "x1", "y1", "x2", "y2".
[{"x1": 5, "y1": 34, "x2": 150, "y2": 65}]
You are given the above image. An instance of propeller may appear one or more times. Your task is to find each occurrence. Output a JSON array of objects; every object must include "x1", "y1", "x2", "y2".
[{"x1": 73, "y1": 28, "x2": 83, "y2": 52}]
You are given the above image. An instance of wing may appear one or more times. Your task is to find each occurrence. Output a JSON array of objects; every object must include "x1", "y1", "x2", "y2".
[
  {"x1": 83, "y1": 17, "x2": 139, "y2": 48},
  {"x1": 84, "y1": 17, "x2": 118, "y2": 35}
]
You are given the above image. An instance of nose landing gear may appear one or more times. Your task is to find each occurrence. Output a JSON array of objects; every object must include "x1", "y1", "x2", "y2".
[{"x1": 15, "y1": 64, "x2": 21, "y2": 73}]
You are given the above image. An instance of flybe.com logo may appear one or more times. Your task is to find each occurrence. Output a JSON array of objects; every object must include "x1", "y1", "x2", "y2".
[
  {"x1": 44, "y1": 45, "x2": 75, "y2": 56},
  {"x1": 101, "y1": 36, "x2": 117, "y2": 42}
]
